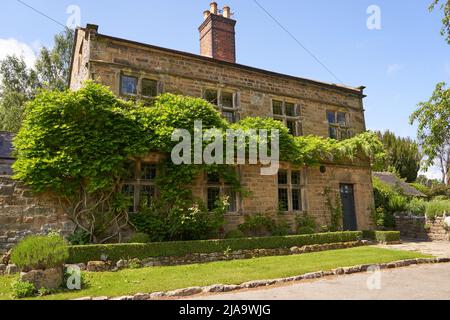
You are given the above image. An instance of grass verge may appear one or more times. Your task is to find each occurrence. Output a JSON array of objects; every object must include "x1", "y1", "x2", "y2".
[{"x1": 0, "y1": 246, "x2": 431, "y2": 300}]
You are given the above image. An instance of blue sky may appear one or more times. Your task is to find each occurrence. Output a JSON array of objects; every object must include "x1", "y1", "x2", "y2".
[{"x1": 0, "y1": 0, "x2": 449, "y2": 178}]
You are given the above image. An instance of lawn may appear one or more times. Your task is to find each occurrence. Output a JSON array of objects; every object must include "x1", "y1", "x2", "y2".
[{"x1": 0, "y1": 246, "x2": 431, "y2": 300}]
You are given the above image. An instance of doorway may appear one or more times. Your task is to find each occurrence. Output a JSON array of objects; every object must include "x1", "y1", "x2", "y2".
[{"x1": 340, "y1": 184, "x2": 357, "y2": 231}]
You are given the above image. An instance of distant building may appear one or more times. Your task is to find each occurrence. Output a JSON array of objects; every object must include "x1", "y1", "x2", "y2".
[
  {"x1": 0, "y1": 132, "x2": 14, "y2": 176},
  {"x1": 373, "y1": 172, "x2": 426, "y2": 197}
]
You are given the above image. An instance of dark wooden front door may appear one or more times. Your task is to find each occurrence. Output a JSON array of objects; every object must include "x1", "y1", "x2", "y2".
[{"x1": 340, "y1": 184, "x2": 357, "y2": 231}]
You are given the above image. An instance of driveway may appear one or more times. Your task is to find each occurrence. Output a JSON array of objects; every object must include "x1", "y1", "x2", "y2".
[
  {"x1": 376, "y1": 240, "x2": 450, "y2": 258},
  {"x1": 190, "y1": 263, "x2": 450, "y2": 300}
]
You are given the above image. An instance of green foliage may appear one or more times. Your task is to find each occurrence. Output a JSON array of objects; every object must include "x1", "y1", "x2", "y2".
[
  {"x1": 67, "y1": 231, "x2": 363, "y2": 263},
  {"x1": 406, "y1": 197, "x2": 427, "y2": 216},
  {"x1": 410, "y1": 82, "x2": 450, "y2": 184},
  {"x1": 130, "y1": 198, "x2": 227, "y2": 242},
  {"x1": 430, "y1": 0, "x2": 450, "y2": 44},
  {"x1": 237, "y1": 214, "x2": 291, "y2": 237},
  {"x1": 11, "y1": 280, "x2": 36, "y2": 299},
  {"x1": 66, "y1": 230, "x2": 91, "y2": 246},
  {"x1": 224, "y1": 229, "x2": 246, "y2": 239},
  {"x1": 372, "y1": 177, "x2": 408, "y2": 228},
  {"x1": 0, "y1": 30, "x2": 74, "y2": 133},
  {"x1": 362, "y1": 230, "x2": 401, "y2": 243},
  {"x1": 295, "y1": 213, "x2": 317, "y2": 234},
  {"x1": 127, "y1": 233, "x2": 151, "y2": 244},
  {"x1": 11, "y1": 234, "x2": 69, "y2": 271},
  {"x1": 426, "y1": 199, "x2": 450, "y2": 220},
  {"x1": 323, "y1": 187, "x2": 343, "y2": 232},
  {"x1": 373, "y1": 130, "x2": 422, "y2": 182},
  {"x1": 410, "y1": 183, "x2": 431, "y2": 197}
]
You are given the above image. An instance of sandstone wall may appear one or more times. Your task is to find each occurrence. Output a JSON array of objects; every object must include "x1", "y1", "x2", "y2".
[{"x1": 395, "y1": 214, "x2": 449, "y2": 241}]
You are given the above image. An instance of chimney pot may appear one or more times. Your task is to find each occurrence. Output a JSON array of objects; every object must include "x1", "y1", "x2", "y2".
[
  {"x1": 210, "y1": 2, "x2": 218, "y2": 15},
  {"x1": 203, "y1": 10, "x2": 210, "y2": 20},
  {"x1": 223, "y1": 6, "x2": 231, "y2": 19}
]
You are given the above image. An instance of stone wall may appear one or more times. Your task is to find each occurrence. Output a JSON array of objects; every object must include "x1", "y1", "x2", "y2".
[
  {"x1": 395, "y1": 214, "x2": 449, "y2": 241},
  {"x1": 0, "y1": 176, "x2": 75, "y2": 254}
]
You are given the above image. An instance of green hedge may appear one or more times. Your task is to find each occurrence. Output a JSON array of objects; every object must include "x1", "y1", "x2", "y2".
[
  {"x1": 68, "y1": 231, "x2": 362, "y2": 263},
  {"x1": 362, "y1": 230, "x2": 400, "y2": 243}
]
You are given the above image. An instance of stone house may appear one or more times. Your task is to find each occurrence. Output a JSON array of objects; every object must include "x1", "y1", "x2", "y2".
[
  {"x1": 0, "y1": 132, "x2": 14, "y2": 176},
  {"x1": 68, "y1": 3, "x2": 375, "y2": 232},
  {"x1": 0, "y1": 3, "x2": 376, "y2": 249}
]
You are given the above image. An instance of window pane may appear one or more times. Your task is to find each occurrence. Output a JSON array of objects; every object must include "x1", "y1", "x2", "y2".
[
  {"x1": 207, "y1": 187, "x2": 221, "y2": 211},
  {"x1": 278, "y1": 171, "x2": 288, "y2": 185},
  {"x1": 124, "y1": 161, "x2": 136, "y2": 180},
  {"x1": 224, "y1": 188, "x2": 237, "y2": 212},
  {"x1": 278, "y1": 188, "x2": 288, "y2": 211},
  {"x1": 286, "y1": 120, "x2": 296, "y2": 136},
  {"x1": 327, "y1": 111, "x2": 336, "y2": 124},
  {"x1": 140, "y1": 185, "x2": 155, "y2": 209},
  {"x1": 204, "y1": 89, "x2": 218, "y2": 105},
  {"x1": 142, "y1": 79, "x2": 158, "y2": 97},
  {"x1": 122, "y1": 184, "x2": 135, "y2": 212},
  {"x1": 121, "y1": 76, "x2": 137, "y2": 95},
  {"x1": 292, "y1": 189, "x2": 302, "y2": 211},
  {"x1": 329, "y1": 126, "x2": 338, "y2": 139},
  {"x1": 292, "y1": 171, "x2": 301, "y2": 185},
  {"x1": 223, "y1": 111, "x2": 235, "y2": 123},
  {"x1": 221, "y1": 92, "x2": 234, "y2": 108},
  {"x1": 207, "y1": 172, "x2": 221, "y2": 184},
  {"x1": 272, "y1": 100, "x2": 283, "y2": 115},
  {"x1": 337, "y1": 112, "x2": 347, "y2": 127},
  {"x1": 285, "y1": 103, "x2": 296, "y2": 117},
  {"x1": 141, "y1": 164, "x2": 157, "y2": 180},
  {"x1": 340, "y1": 128, "x2": 350, "y2": 140}
]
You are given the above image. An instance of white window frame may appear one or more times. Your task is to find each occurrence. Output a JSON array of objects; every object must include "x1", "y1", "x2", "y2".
[{"x1": 120, "y1": 73, "x2": 162, "y2": 99}]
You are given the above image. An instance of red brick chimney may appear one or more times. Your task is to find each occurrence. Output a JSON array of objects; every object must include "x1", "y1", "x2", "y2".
[{"x1": 199, "y1": 2, "x2": 236, "y2": 63}]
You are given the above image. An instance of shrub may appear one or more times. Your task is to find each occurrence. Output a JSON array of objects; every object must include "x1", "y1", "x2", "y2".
[
  {"x1": 362, "y1": 230, "x2": 400, "y2": 243},
  {"x1": 426, "y1": 200, "x2": 450, "y2": 220},
  {"x1": 11, "y1": 280, "x2": 36, "y2": 299},
  {"x1": 66, "y1": 230, "x2": 91, "y2": 245},
  {"x1": 11, "y1": 234, "x2": 69, "y2": 271},
  {"x1": 238, "y1": 214, "x2": 275, "y2": 237},
  {"x1": 388, "y1": 194, "x2": 408, "y2": 212},
  {"x1": 127, "y1": 233, "x2": 150, "y2": 244},
  {"x1": 295, "y1": 214, "x2": 317, "y2": 234},
  {"x1": 224, "y1": 230, "x2": 246, "y2": 239},
  {"x1": 406, "y1": 198, "x2": 427, "y2": 216},
  {"x1": 68, "y1": 231, "x2": 362, "y2": 263},
  {"x1": 410, "y1": 183, "x2": 431, "y2": 197}
]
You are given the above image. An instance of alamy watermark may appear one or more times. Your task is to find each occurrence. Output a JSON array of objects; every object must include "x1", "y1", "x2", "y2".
[
  {"x1": 367, "y1": 5, "x2": 381, "y2": 30},
  {"x1": 171, "y1": 121, "x2": 280, "y2": 175}
]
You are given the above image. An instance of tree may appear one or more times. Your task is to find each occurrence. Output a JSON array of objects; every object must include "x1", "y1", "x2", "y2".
[
  {"x1": 430, "y1": 0, "x2": 450, "y2": 44},
  {"x1": 0, "y1": 29, "x2": 74, "y2": 132},
  {"x1": 373, "y1": 130, "x2": 422, "y2": 182},
  {"x1": 410, "y1": 82, "x2": 450, "y2": 185},
  {"x1": 35, "y1": 29, "x2": 74, "y2": 91}
]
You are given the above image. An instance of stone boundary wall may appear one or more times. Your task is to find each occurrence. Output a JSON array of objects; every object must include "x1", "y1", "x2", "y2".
[
  {"x1": 395, "y1": 214, "x2": 449, "y2": 241},
  {"x1": 0, "y1": 176, "x2": 75, "y2": 254}
]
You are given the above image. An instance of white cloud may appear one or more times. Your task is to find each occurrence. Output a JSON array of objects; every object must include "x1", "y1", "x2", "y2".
[
  {"x1": 386, "y1": 64, "x2": 402, "y2": 76},
  {"x1": 0, "y1": 38, "x2": 38, "y2": 67}
]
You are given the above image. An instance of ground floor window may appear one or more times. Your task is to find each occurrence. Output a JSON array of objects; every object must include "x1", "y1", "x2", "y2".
[
  {"x1": 278, "y1": 169, "x2": 305, "y2": 213},
  {"x1": 122, "y1": 161, "x2": 158, "y2": 213},
  {"x1": 205, "y1": 172, "x2": 239, "y2": 213}
]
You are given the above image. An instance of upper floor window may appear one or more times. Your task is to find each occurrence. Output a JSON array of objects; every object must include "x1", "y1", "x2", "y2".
[
  {"x1": 205, "y1": 172, "x2": 238, "y2": 214},
  {"x1": 121, "y1": 75, "x2": 138, "y2": 96},
  {"x1": 122, "y1": 161, "x2": 158, "y2": 213},
  {"x1": 204, "y1": 89, "x2": 240, "y2": 123},
  {"x1": 327, "y1": 111, "x2": 351, "y2": 140},
  {"x1": 272, "y1": 100, "x2": 302, "y2": 136},
  {"x1": 278, "y1": 170, "x2": 305, "y2": 213},
  {"x1": 120, "y1": 75, "x2": 160, "y2": 98}
]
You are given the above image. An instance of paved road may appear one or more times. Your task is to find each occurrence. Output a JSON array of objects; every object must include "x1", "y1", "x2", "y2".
[{"x1": 190, "y1": 263, "x2": 450, "y2": 300}]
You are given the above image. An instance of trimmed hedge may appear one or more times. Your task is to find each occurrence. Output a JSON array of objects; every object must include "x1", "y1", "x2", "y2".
[
  {"x1": 362, "y1": 230, "x2": 400, "y2": 243},
  {"x1": 68, "y1": 231, "x2": 362, "y2": 263}
]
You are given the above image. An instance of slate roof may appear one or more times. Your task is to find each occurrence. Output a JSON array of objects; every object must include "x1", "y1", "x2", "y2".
[
  {"x1": 0, "y1": 132, "x2": 14, "y2": 159},
  {"x1": 373, "y1": 172, "x2": 426, "y2": 197}
]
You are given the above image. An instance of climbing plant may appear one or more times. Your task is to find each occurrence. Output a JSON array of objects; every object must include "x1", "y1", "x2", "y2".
[{"x1": 13, "y1": 81, "x2": 384, "y2": 243}]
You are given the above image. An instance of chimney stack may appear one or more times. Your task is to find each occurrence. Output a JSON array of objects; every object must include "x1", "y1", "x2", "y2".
[{"x1": 199, "y1": 3, "x2": 236, "y2": 63}]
